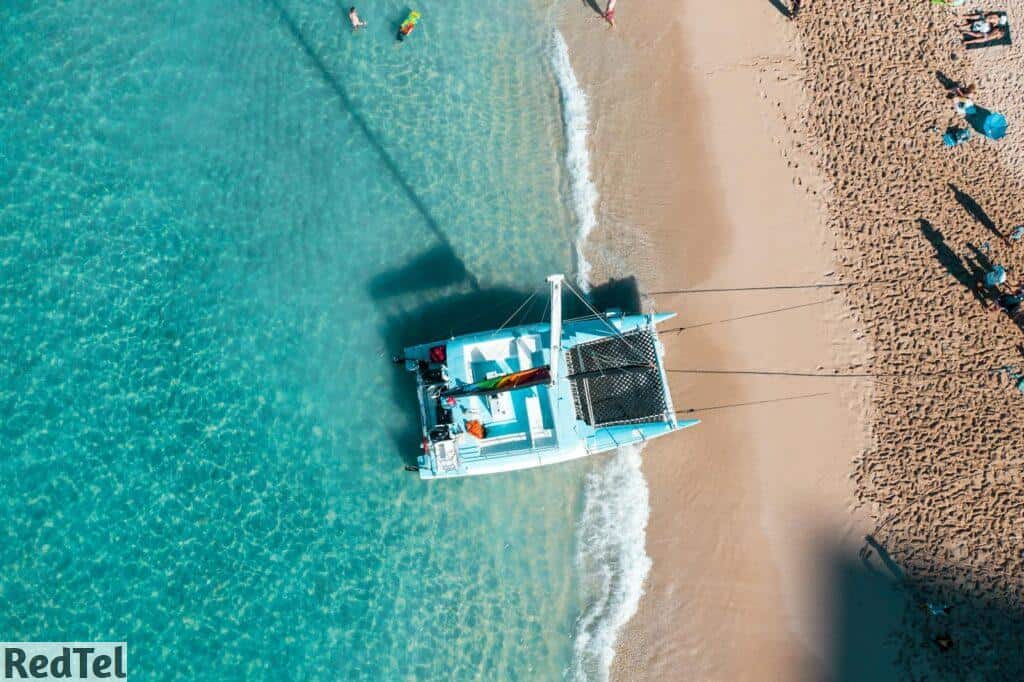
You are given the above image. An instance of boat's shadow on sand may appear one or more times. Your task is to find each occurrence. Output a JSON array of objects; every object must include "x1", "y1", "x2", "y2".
[
  {"x1": 368, "y1": 254, "x2": 642, "y2": 466},
  {"x1": 816, "y1": 535, "x2": 1024, "y2": 680}
]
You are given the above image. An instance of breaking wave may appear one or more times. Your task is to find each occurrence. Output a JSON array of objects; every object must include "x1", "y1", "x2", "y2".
[
  {"x1": 551, "y1": 29, "x2": 650, "y2": 682},
  {"x1": 551, "y1": 30, "x2": 598, "y2": 292},
  {"x1": 570, "y1": 445, "x2": 653, "y2": 681}
]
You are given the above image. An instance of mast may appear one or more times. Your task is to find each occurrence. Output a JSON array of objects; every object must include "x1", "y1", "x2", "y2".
[{"x1": 547, "y1": 274, "x2": 564, "y2": 387}]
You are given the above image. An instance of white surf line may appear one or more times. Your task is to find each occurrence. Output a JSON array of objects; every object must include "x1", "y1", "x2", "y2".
[
  {"x1": 569, "y1": 445, "x2": 652, "y2": 682},
  {"x1": 551, "y1": 29, "x2": 652, "y2": 682},
  {"x1": 551, "y1": 30, "x2": 598, "y2": 293}
]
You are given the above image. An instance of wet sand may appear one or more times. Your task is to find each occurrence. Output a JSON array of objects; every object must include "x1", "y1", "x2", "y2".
[{"x1": 563, "y1": 0, "x2": 1024, "y2": 678}]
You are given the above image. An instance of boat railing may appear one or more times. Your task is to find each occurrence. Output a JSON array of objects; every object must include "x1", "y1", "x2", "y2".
[{"x1": 458, "y1": 438, "x2": 561, "y2": 461}]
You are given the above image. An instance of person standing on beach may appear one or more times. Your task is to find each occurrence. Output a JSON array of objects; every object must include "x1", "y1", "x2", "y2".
[
  {"x1": 947, "y1": 82, "x2": 975, "y2": 100},
  {"x1": 952, "y1": 94, "x2": 976, "y2": 116},
  {"x1": 602, "y1": 0, "x2": 616, "y2": 27}
]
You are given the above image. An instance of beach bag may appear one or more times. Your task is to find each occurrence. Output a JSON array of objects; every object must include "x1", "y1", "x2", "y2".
[{"x1": 943, "y1": 127, "x2": 971, "y2": 146}]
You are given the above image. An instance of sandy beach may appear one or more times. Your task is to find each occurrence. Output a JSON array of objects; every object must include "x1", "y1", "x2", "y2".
[{"x1": 562, "y1": 0, "x2": 1024, "y2": 678}]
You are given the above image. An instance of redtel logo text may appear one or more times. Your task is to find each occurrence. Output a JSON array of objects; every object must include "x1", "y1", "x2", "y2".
[{"x1": 1, "y1": 643, "x2": 126, "y2": 680}]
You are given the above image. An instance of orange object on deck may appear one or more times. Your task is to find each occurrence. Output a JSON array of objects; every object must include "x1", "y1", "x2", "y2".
[{"x1": 465, "y1": 420, "x2": 486, "y2": 439}]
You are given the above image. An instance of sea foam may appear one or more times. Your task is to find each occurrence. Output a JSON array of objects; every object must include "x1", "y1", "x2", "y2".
[
  {"x1": 569, "y1": 445, "x2": 653, "y2": 681},
  {"x1": 551, "y1": 31, "x2": 598, "y2": 292},
  {"x1": 551, "y1": 30, "x2": 653, "y2": 681}
]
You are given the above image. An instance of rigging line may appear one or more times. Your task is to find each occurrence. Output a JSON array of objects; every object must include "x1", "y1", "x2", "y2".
[
  {"x1": 564, "y1": 279, "x2": 648, "y2": 364},
  {"x1": 520, "y1": 290, "x2": 540, "y2": 323},
  {"x1": 666, "y1": 365, "x2": 1011, "y2": 379},
  {"x1": 872, "y1": 460, "x2": 1024, "y2": 536},
  {"x1": 563, "y1": 279, "x2": 621, "y2": 336},
  {"x1": 677, "y1": 392, "x2": 831, "y2": 413},
  {"x1": 448, "y1": 289, "x2": 540, "y2": 337},
  {"x1": 664, "y1": 345, "x2": 1016, "y2": 379},
  {"x1": 492, "y1": 292, "x2": 537, "y2": 336},
  {"x1": 574, "y1": 332, "x2": 650, "y2": 375},
  {"x1": 648, "y1": 280, "x2": 917, "y2": 295},
  {"x1": 661, "y1": 299, "x2": 829, "y2": 335}
]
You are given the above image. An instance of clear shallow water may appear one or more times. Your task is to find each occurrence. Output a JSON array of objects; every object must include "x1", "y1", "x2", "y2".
[{"x1": 1, "y1": 1, "x2": 647, "y2": 679}]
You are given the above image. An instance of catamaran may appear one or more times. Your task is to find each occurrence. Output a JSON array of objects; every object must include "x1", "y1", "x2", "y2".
[{"x1": 398, "y1": 275, "x2": 698, "y2": 479}]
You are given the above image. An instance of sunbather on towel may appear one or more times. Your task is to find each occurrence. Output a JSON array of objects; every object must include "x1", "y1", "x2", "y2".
[
  {"x1": 962, "y1": 26, "x2": 1008, "y2": 45},
  {"x1": 959, "y1": 11, "x2": 1006, "y2": 32},
  {"x1": 960, "y1": 11, "x2": 1007, "y2": 35}
]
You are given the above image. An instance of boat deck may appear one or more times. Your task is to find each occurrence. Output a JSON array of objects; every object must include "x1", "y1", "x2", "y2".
[
  {"x1": 445, "y1": 333, "x2": 558, "y2": 453},
  {"x1": 567, "y1": 328, "x2": 669, "y2": 427},
  {"x1": 403, "y1": 311, "x2": 695, "y2": 479}
]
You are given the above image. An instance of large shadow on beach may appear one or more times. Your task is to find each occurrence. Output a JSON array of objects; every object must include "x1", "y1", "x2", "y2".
[
  {"x1": 768, "y1": 0, "x2": 794, "y2": 19},
  {"x1": 920, "y1": 218, "x2": 988, "y2": 306},
  {"x1": 816, "y1": 536, "x2": 1024, "y2": 681},
  {"x1": 949, "y1": 183, "x2": 1006, "y2": 244},
  {"x1": 370, "y1": 271, "x2": 642, "y2": 465}
]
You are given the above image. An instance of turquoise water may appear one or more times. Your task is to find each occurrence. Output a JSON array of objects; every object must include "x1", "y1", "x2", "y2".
[{"x1": 0, "y1": 1, "x2": 606, "y2": 678}]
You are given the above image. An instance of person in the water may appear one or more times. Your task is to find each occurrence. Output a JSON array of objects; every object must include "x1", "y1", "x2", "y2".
[
  {"x1": 397, "y1": 11, "x2": 420, "y2": 40},
  {"x1": 348, "y1": 7, "x2": 367, "y2": 30}
]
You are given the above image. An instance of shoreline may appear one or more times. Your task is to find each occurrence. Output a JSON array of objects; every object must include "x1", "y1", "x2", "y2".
[
  {"x1": 564, "y1": 0, "x2": 1024, "y2": 676},
  {"x1": 559, "y1": 1, "x2": 871, "y2": 678}
]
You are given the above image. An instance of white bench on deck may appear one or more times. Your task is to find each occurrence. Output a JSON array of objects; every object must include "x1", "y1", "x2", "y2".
[
  {"x1": 479, "y1": 432, "x2": 528, "y2": 449},
  {"x1": 525, "y1": 395, "x2": 552, "y2": 445}
]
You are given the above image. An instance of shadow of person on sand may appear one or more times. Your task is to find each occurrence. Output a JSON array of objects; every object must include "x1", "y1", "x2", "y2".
[
  {"x1": 861, "y1": 535, "x2": 908, "y2": 583},
  {"x1": 768, "y1": 0, "x2": 794, "y2": 19},
  {"x1": 919, "y1": 219, "x2": 988, "y2": 305},
  {"x1": 949, "y1": 184, "x2": 1006, "y2": 244},
  {"x1": 963, "y1": 241, "x2": 1005, "y2": 304},
  {"x1": 935, "y1": 70, "x2": 960, "y2": 92},
  {"x1": 965, "y1": 242, "x2": 995, "y2": 276}
]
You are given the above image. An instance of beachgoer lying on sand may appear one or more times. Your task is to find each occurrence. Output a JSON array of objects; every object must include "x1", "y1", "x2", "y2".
[
  {"x1": 349, "y1": 7, "x2": 367, "y2": 29},
  {"x1": 958, "y1": 11, "x2": 1007, "y2": 34},
  {"x1": 962, "y1": 26, "x2": 1008, "y2": 44},
  {"x1": 603, "y1": 0, "x2": 616, "y2": 27}
]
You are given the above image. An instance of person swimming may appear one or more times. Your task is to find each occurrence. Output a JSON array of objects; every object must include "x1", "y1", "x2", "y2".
[
  {"x1": 348, "y1": 7, "x2": 367, "y2": 30},
  {"x1": 397, "y1": 10, "x2": 420, "y2": 40}
]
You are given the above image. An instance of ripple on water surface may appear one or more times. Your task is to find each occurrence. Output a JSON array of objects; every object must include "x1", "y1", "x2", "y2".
[{"x1": 0, "y1": 1, "x2": 591, "y2": 678}]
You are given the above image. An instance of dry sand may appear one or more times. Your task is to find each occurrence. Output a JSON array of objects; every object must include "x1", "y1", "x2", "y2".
[{"x1": 561, "y1": 0, "x2": 1024, "y2": 678}]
